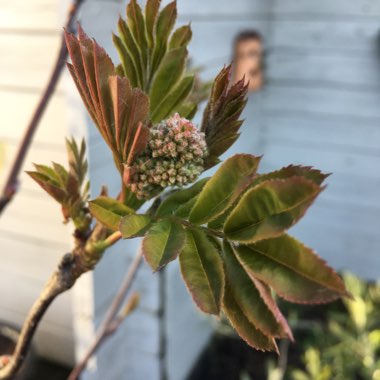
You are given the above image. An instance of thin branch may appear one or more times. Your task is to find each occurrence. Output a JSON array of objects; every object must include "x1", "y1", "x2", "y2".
[
  {"x1": 0, "y1": 253, "x2": 83, "y2": 380},
  {"x1": 68, "y1": 248, "x2": 144, "y2": 380},
  {"x1": 0, "y1": 0, "x2": 85, "y2": 216},
  {"x1": 103, "y1": 230, "x2": 122, "y2": 247}
]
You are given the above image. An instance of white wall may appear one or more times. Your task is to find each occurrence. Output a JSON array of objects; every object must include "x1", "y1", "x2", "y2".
[
  {"x1": 0, "y1": 0, "x2": 76, "y2": 365},
  {"x1": 259, "y1": 0, "x2": 380, "y2": 280}
]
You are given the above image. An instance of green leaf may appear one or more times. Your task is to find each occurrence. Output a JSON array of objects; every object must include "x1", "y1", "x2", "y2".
[
  {"x1": 189, "y1": 154, "x2": 261, "y2": 224},
  {"x1": 151, "y1": 1, "x2": 177, "y2": 74},
  {"x1": 156, "y1": 178, "x2": 209, "y2": 217},
  {"x1": 117, "y1": 17, "x2": 144, "y2": 88},
  {"x1": 32, "y1": 164, "x2": 62, "y2": 187},
  {"x1": 127, "y1": 0, "x2": 148, "y2": 74},
  {"x1": 224, "y1": 177, "x2": 322, "y2": 243},
  {"x1": 176, "y1": 102, "x2": 198, "y2": 120},
  {"x1": 223, "y1": 242, "x2": 292, "y2": 339},
  {"x1": 145, "y1": 0, "x2": 160, "y2": 48},
  {"x1": 234, "y1": 235, "x2": 349, "y2": 304},
  {"x1": 119, "y1": 214, "x2": 152, "y2": 238},
  {"x1": 150, "y1": 46, "x2": 187, "y2": 114},
  {"x1": 89, "y1": 196, "x2": 134, "y2": 230},
  {"x1": 169, "y1": 24, "x2": 192, "y2": 49},
  {"x1": 142, "y1": 218, "x2": 185, "y2": 271},
  {"x1": 174, "y1": 197, "x2": 198, "y2": 218},
  {"x1": 179, "y1": 228, "x2": 224, "y2": 315},
  {"x1": 223, "y1": 279, "x2": 278, "y2": 352},
  {"x1": 113, "y1": 33, "x2": 139, "y2": 88},
  {"x1": 151, "y1": 75, "x2": 194, "y2": 123}
]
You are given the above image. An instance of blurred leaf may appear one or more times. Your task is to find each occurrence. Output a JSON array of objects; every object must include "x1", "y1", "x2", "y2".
[
  {"x1": 179, "y1": 228, "x2": 224, "y2": 315},
  {"x1": 27, "y1": 171, "x2": 67, "y2": 203},
  {"x1": 234, "y1": 235, "x2": 349, "y2": 304},
  {"x1": 223, "y1": 242, "x2": 292, "y2": 339},
  {"x1": 89, "y1": 196, "x2": 134, "y2": 230},
  {"x1": 119, "y1": 214, "x2": 152, "y2": 238},
  {"x1": 142, "y1": 218, "x2": 185, "y2": 271},
  {"x1": 189, "y1": 154, "x2": 261, "y2": 224},
  {"x1": 224, "y1": 177, "x2": 322, "y2": 243},
  {"x1": 176, "y1": 102, "x2": 198, "y2": 120},
  {"x1": 201, "y1": 65, "x2": 248, "y2": 169},
  {"x1": 28, "y1": 139, "x2": 90, "y2": 230},
  {"x1": 223, "y1": 279, "x2": 278, "y2": 352}
]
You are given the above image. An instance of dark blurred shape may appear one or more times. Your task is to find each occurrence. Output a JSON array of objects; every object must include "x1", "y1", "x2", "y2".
[{"x1": 233, "y1": 30, "x2": 264, "y2": 92}]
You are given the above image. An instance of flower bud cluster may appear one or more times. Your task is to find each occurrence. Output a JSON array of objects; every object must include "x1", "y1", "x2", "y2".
[{"x1": 126, "y1": 114, "x2": 208, "y2": 200}]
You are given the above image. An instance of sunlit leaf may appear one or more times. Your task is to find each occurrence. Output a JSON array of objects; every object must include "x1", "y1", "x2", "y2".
[
  {"x1": 224, "y1": 177, "x2": 322, "y2": 243},
  {"x1": 223, "y1": 242, "x2": 292, "y2": 339},
  {"x1": 190, "y1": 154, "x2": 261, "y2": 224},
  {"x1": 252, "y1": 165, "x2": 329, "y2": 187},
  {"x1": 65, "y1": 28, "x2": 150, "y2": 171},
  {"x1": 223, "y1": 279, "x2": 278, "y2": 352},
  {"x1": 89, "y1": 196, "x2": 134, "y2": 230},
  {"x1": 26, "y1": 171, "x2": 67, "y2": 203},
  {"x1": 234, "y1": 235, "x2": 349, "y2": 303}
]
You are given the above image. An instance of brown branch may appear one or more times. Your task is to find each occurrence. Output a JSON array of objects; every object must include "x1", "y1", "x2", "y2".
[
  {"x1": 0, "y1": 0, "x2": 85, "y2": 216},
  {"x1": 67, "y1": 248, "x2": 143, "y2": 380},
  {"x1": 0, "y1": 253, "x2": 84, "y2": 380}
]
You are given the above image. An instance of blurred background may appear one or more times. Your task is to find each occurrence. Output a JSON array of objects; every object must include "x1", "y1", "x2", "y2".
[{"x1": 0, "y1": 0, "x2": 379, "y2": 379}]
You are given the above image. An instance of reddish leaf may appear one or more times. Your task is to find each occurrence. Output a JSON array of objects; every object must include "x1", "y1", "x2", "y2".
[
  {"x1": 252, "y1": 165, "x2": 330, "y2": 187},
  {"x1": 201, "y1": 65, "x2": 248, "y2": 169},
  {"x1": 65, "y1": 28, "x2": 149, "y2": 170},
  {"x1": 234, "y1": 235, "x2": 350, "y2": 304},
  {"x1": 223, "y1": 279, "x2": 278, "y2": 352},
  {"x1": 223, "y1": 242, "x2": 292, "y2": 339}
]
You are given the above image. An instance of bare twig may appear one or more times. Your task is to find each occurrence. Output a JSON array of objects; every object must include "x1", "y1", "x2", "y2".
[
  {"x1": 0, "y1": 253, "x2": 84, "y2": 380},
  {"x1": 68, "y1": 248, "x2": 144, "y2": 380},
  {"x1": 0, "y1": 0, "x2": 85, "y2": 216}
]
